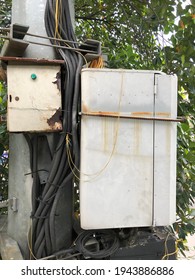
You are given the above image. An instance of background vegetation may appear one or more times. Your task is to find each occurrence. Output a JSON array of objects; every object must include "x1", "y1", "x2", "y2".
[
  {"x1": 0, "y1": 0, "x2": 195, "y2": 254},
  {"x1": 0, "y1": 0, "x2": 11, "y2": 206}
]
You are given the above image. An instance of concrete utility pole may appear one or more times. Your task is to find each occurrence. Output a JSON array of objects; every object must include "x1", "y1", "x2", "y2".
[{"x1": 8, "y1": 0, "x2": 75, "y2": 258}]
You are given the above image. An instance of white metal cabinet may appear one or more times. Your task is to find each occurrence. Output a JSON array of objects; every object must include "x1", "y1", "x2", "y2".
[
  {"x1": 80, "y1": 69, "x2": 177, "y2": 229},
  {"x1": 7, "y1": 64, "x2": 62, "y2": 132}
]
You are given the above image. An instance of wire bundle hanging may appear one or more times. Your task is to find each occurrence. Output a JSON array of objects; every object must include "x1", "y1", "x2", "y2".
[{"x1": 28, "y1": 0, "x2": 83, "y2": 259}]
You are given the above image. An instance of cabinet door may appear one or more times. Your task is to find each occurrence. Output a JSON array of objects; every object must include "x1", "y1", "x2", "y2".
[
  {"x1": 7, "y1": 64, "x2": 62, "y2": 132},
  {"x1": 80, "y1": 69, "x2": 156, "y2": 229}
]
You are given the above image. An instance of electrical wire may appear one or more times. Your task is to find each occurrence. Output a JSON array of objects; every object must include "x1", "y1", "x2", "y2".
[
  {"x1": 75, "y1": 230, "x2": 120, "y2": 259},
  {"x1": 89, "y1": 56, "x2": 104, "y2": 68},
  {"x1": 65, "y1": 73, "x2": 124, "y2": 182},
  {"x1": 26, "y1": 0, "x2": 85, "y2": 259},
  {"x1": 161, "y1": 233, "x2": 182, "y2": 260},
  {"x1": 24, "y1": 0, "x2": 115, "y2": 260}
]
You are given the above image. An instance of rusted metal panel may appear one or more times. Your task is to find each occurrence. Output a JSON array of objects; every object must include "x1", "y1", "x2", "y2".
[
  {"x1": 7, "y1": 64, "x2": 62, "y2": 132},
  {"x1": 80, "y1": 69, "x2": 177, "y2": 230},
  {"x1": 82, "y1": 112, "x2": 182, "y2": 122},
  {"x1": 0, "y1": 56, "x2": 64, "y2": 65},
  {"x1": 80, "y1": 69, "x2": 155, "y2": 229}
]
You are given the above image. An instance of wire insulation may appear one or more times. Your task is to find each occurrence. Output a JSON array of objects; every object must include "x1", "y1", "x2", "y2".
[{"x1": 27, "y1": 0, "x2": 84, "y2": 259}]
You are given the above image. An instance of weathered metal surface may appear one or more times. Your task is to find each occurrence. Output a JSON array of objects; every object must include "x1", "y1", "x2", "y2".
[
  {"x1": 80, "y1": 69, "x2": 177, "y2": 230},
  {"x1": 80, "y1": 69, "x2": 155, "y2": 229},
  {"x1": 7, "y1": 64, "x2": 62, "y2": 132},
  {"x1": 153, "y1": 74, "x2": 178, "y2": 226},
  {"x1": 0, "y1": 56, "x2": 64, "y2": 65},
  {"x1": 82, "y1": 111, "x2": 182, "y2": 122},
  {"x1": 47, "y1": 108, "x2": 62, "y2": 130}
]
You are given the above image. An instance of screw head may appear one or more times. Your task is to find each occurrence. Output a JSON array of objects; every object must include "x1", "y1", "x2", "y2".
[{"x1": 31, "y1": 73, "x2": 37, "y2": 80}]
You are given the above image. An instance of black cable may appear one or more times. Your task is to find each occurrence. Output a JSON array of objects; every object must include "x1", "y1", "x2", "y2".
[
  {"x1": 27, "y1": 0, "x2": 84, "y2": 259},
  {"x1": 75, "y1": 230, "x2": 120, "y2": 259}
]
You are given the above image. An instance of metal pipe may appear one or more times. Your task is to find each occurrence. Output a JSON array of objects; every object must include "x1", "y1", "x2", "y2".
[{"x1": 81, "y1": 112, "x2": 185, "y2": 122}]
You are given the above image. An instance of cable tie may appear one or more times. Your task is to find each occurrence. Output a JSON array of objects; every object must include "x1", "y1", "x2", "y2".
[
  {"x1": 37, "y1": 196, "x2": 50, "y2": 206},
  {"x1": 47, "y1": 181, "x2": 61, "y2": 188},
  {"x1": 31, "y1": 214, "x2": 49, "y2": 219}
]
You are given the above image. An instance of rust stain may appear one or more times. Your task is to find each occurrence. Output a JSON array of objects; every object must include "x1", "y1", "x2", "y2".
[
  {"x1": 82, "y1": 111, "x2": 180, "y2": 122},
  {"x1": 0, "y1": 56, "x2": 64, "y2": 64},
  {"x1": 82, "y1": 103, "x2": 120, "y2": 117},
  {"x1": 97, "y1": 111, "x2": 120, "y2": 116},
  {"x1": 131, "y1": 112, "x2": 152, "y2": 116},
  {"x1": 52, "y1": 72, "x2": 61, "y2": 92},
  {"x1": 82, "y1": 103, "x2": 89, "y2": 113},
  {"x1": 84, "y1": 110, "x2": 120, "y2": 117},
  {"x1": 47, "y1": 108, "x2": 62, "y2": 130},
  {"x1": 156, "y1": 112, "x2": 170, "y2": 117}
]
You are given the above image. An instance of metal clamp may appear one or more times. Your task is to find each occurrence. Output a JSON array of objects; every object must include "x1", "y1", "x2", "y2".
[{"x1": 9, "y1": 197, "x2": 18, "y2": 212}]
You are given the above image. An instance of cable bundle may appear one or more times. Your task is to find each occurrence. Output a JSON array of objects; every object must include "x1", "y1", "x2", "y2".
[
  {"x1": 28, "y1": 0, "x2": 84, "y2": 259},
  {"x1": 75, "y1": 230, "x2": 120, "y2": 259}
]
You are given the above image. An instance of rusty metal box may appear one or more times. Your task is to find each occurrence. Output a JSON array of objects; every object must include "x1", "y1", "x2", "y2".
[
  {"x1": 7, "y1": 64, "x2": 62, "y2": 132},
  {"x1": 80, "y1": 69, "x2": 177, "y2": 230}
]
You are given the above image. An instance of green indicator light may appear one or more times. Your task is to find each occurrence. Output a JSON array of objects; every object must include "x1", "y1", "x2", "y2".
[{"x1": 31, "y1": 73, "x2": 37, "y2": 80}]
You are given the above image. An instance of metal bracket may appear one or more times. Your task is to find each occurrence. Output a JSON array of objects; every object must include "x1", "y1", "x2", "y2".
[
  {"x1": 9, "y1": 197, "x2": 18, "y2": 212},
  {"x1": 0, "y1": 24, "x2": 29, "y2": 57},
  {"x1": 79, "y1": 39, "x2": 102, "y2": 62}
]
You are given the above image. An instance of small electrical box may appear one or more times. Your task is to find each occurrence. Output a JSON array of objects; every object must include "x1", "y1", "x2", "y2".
[
  {"x1": 80, "y1": 69, "x2": 177, "y2": 230},
  {"x1": 7, "y1": 64, "x2": 62, "y2": 132}
]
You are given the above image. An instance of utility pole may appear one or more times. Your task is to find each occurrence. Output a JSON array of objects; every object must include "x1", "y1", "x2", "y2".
[{"x1": 7, "y1": 0, "x2": 75, "y2": 259}]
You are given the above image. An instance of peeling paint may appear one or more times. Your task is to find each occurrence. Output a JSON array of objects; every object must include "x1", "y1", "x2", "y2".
[
  {"x1": 52, "y1": 71, "x2": 61, "y2": 92},
  {"x1": 47, "y1": 108, "x2": 62, "y2": 130}
]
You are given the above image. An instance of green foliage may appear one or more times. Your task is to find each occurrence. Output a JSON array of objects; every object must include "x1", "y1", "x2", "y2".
[
  {"x1": 75, "y1": 0, "x2": 195, "y2": 250},
  {"x1": 0, "y1": 0, "x2": 11, "y2": 26},
  {"x1": 0, "y1": 0, "x2": 11, "y2": 208},
  {"x1": 0, "y1": 0, "x2": 12, "y2": 46},
  {"x1": 0, "y1": 82, "x2": 8, "y2": 206}
]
